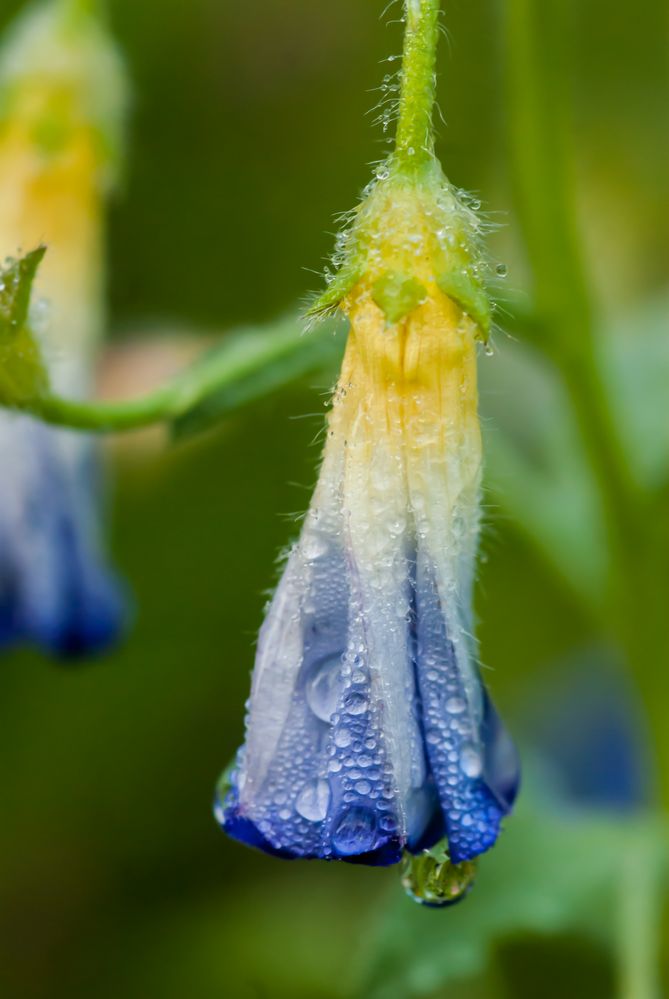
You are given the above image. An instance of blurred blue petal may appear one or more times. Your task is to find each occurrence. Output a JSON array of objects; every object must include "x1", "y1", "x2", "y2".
[{"x1": 0, "y1": 415, "x2": 125, "y2": 658}]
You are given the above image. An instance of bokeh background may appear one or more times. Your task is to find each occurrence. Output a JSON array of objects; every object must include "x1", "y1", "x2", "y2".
[{"x1": 0, "y1": 1, "x2": 667, "y2": 997}]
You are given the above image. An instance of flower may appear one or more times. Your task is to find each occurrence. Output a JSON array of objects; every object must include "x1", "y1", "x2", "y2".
[
  {"x1": 0, "y1": 0, "x2": 127, "y2": 655},
  {"x1": 217, "y1": 159, "x2": 519, "y2": 865}
]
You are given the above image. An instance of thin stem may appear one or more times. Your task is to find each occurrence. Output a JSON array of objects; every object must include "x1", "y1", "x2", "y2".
[
  {"x1": 616, "y1": 824, "x2": 665, "y2": 999},
  {"x1": 503, "y1": 0, "x2": 644, "y2": 609},
  {"x1": 393, "y1": 0, "x2": 441, "y2": 173},
  {"x1": 5, "y1": 320, "x2": 334, "y2": 435},
  {"x1": 504, "y1": 0, "x2": 669, "y2": 807},
  {"x1": 33, "y1": 383, "x2": 177, "y2": 433}
]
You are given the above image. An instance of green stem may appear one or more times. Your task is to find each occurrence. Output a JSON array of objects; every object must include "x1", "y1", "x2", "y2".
[
  {"x1": 616, "y1": 822, "x2": 666, "y2": 999},
  {"x1": 504, "y1": 0, "x2": 669, "y2": 807},
  {"x1": 503, "y1": 0, "x2": 644, "y2": 611},
  {"x1": 393, "y1": 0, "x2": 441, "y2": 173},
  {"x1": 6, "y1": 320, "x2": 334, "y2": 435}
]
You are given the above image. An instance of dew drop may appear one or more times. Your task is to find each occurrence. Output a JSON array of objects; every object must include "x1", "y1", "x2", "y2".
[
  {"x1": 334, "y1": 727, "x2": 353, "y2": 749},
  {"x1": 344, "y1": 692, "x2": 369, "y2": 716},
  {"x1": 332, "y1": 806, "x2": 377, "y2": 855},
  {"x1": 306, "y1": 654, "x2": 342, "y2": 722},
  {"x1": 445, "y1": 697, "x2": 466, "y2": 715},
  {"x1": 495, "y1": 263, "x2": 508, "y2": 278},
  {"x1": 296, "y1": 779, "x2": 331, "y2": 822},
  {"x1": 460, "y1": 744, "x2": 483, "y2": 778}
]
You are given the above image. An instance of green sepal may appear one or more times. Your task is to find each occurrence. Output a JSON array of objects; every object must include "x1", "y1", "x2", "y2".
[
  {"x1": 437, "y1": 266, "x2": 491, "y2": 341},
  {"x1": 0, "y1": 246, "x2": 50, "y2": 405},
  {"x1": 306, "y1": 259, "x2": 365, "y2": 321},
  {"x1": 372, "y1": 271, "x2": 427, "y2": 324}
]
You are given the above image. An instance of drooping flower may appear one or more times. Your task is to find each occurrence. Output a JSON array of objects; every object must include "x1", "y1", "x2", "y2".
[
  {"x1": 217, "y1": 155, "x2": 519, "y2": 866},
  {"x1": 0, "y1": 1, "x2": 127, "y2": 655}
]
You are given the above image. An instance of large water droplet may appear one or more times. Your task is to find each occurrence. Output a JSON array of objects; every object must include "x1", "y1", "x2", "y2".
[
  {"x1": 344, "y1": 692, "x2": 368, "y2": 716},
  {"x1": 401, "y1": 848, "x2": 477, "y2": 907},
  {"x1": 296, "y1": 779, "x2": 331, "y2": 822},
  {"x1": 306, "y1": 654, "x2": 342, "y2": 722},
  {"x1": 334, "y1": 727, "x2": 352, "y2": 748},
  {"x1": 460, "y1": 743, "x2": 483, "y2": 778},
  {"x1": 301, "y1": 532, "x2": 329, "y2": 561},
  {"x1": 332, "y1": 806, "x2": 377, "y2": 855}
]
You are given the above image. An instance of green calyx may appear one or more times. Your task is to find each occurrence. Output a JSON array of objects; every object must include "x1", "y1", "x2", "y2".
[
  {"x1": 308, "y1": 160, "x2": 492, "y2": 339},
  {"x1": 0, "y1": 247, "x2": 50, "y2": 406}
]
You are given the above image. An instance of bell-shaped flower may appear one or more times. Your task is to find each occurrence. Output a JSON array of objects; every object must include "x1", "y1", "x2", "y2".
[
  {"x1": 0, "y1": 0, "x2": 127, "y2": 655},
  {"x1": 218, "y1": 157, "x2": 519, "y2": 865}
]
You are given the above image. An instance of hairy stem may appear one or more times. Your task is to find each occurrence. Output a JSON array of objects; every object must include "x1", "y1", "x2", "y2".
[{"x1": 393, "y1": 0, "x2": 441, "y2": 173}]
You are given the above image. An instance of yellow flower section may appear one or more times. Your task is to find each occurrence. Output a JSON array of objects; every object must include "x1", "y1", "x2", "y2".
[
  {"x1": 338, "y1": 283, "x2": 481, "y2": 479},
  {"x1": 0, "y1": 91, "x2": 104, "y2": 392}
]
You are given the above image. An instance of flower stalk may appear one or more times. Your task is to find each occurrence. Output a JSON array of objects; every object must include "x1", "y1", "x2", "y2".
[{"x1": 393, "y1": 0, "x2": 441, "y2": 174}]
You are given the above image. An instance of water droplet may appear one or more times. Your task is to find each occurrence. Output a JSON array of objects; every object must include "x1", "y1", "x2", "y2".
[
  {"x1": 344, "y1": 692, "x2": 369, "y2": 716},
  {"x1": 306, "y1": 654, "x2": 342, "y2": 722},
  {"x1": 495, "y1": 263, "x2": 508, "y2": 278},
  {"x1": 332, "y1": 806, "x2": 377, "y2": 855},
  {"x1": 296, "y1": 779, "x2": 331, "y2": 822},
  {"x1": 401, "y1": 850, "x2": 477, "y2": 907},
  {"x1": 301, "y1": 532, "x2": 329, "y2": 560},
  {"x1": 375, "y1": 165, "x2": 390, "y2": 181},
  {"x1": 334, "y1": 728, "x2": 352, "y2": 749},
  {"x1": 460, "y1": 744, "x2": 483, "y2": 778},
  {"x1": 445, "y1": 697, "x2": 466, "y2": 715}
]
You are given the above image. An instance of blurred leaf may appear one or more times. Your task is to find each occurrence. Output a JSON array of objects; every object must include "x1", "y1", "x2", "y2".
[
  {"x1": 0, "y1": 245, "x2": 50, "y2": 403},
  {"x1": 603, "y1": 292, "x2": 669, "y2": 491},
  {"x1": 0, "y1": 244, "x2": 45, "y2": 339},
  {"x1": 171, "y1": 316, "x2": 343, "y2": 440},
  {"x1": 480, "y1": 339, "x2": 610, "y2": 614},
  {"x1": 356, "y1": 791, "x2": 668, "y2": 999}
]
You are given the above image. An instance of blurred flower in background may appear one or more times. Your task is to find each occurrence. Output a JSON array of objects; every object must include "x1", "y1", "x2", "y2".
[{"x1": 0, "y1": 0, "x2": 127, "y2": 655}]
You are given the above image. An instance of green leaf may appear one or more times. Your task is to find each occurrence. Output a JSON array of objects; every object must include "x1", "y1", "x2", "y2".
[
  {"x1": 601, "y1": 292, "x2": 669, "y2": 491},
  {"x1": 479, "y1": 337, "x2": 610, "y2": 614},
  {"x1": 0, "y1": 246, "x2": 50, "y2": 404},
  {"x1": 355, "y1": 791, "x2": 668, "y2": 999},
  {"x1": 0, "y1": 245, "x2": 46, "y2": 341},
  {"x1": 171, "y1": 316, "x2": 343, "y2": 440}
]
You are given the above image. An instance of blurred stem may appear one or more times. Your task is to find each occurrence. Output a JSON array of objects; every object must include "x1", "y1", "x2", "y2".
[
  {"x1": 504, "y1": 0, "x2": 669, "y2": 801},
  {"x1": 393, "y1": 0, "x2": 441, "y2": 174},
  {"x1": 616, "y1": 822, "x2": 666, "y2": 999},
  {"x1": 61, "y1": 0, "x2": 101, "y2": 21},
  {"x1": 503, "y1": 5, "x2": 644, "y2": 607}
]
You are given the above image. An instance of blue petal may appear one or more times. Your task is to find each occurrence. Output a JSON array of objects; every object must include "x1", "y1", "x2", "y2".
[
  {"x1": 220, "y1": 540, "x2": 410, "y2": 865},
  {"x1": 0, "y1": 418, "x2": 125, "y2": 658},
  {"x1": 413, "y1": 559, "x2": 519, "y2": 863}
]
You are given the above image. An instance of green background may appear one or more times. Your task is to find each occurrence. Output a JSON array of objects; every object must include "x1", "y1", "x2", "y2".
[{"x1": 0, "y1": 1, "x2": 667, "y2": 996}]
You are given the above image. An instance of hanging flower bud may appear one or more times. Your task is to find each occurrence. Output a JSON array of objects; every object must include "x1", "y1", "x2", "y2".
[
  {"x1": 218, "y1": 150, "x2": 519, "y2": 865},
  {"x1": 0, "y1": 0, "x2": 128, "y2": 655}
]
